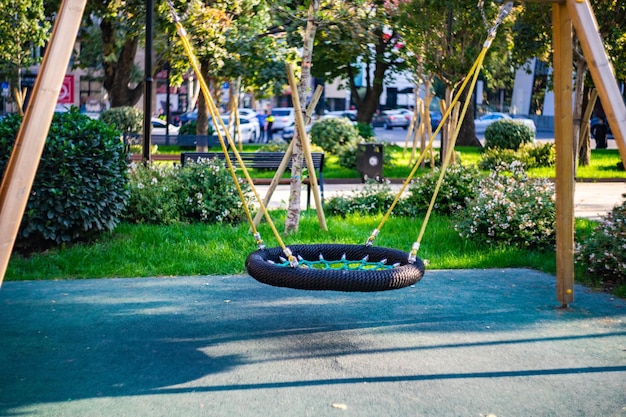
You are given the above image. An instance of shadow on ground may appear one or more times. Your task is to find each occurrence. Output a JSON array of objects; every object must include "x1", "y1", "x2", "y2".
[{"x1": 1, "y1": 269, "x2": 625, "y2": 416}]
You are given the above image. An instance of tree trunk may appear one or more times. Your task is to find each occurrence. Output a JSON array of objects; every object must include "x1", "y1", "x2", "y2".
[
  {"x1": 455, "y1": 87, "x2": 482, "y2": 147},
  {"x1": 195, "y1": 59, "x2": 211, "y2": 152},
  {"x1": 351, "y1": 32, "x2": 390, "y2": 124},
  {"x1": 101, "y1": 19, "x2": 143, "y2": 108},
  {"x1": 579, "y1": 87, "x2": 598, "y2": 167},
  {"x1": 573, "y1": 51, "x2": 588, "y2": 167},
  {"x1": 285, "y1": 0, "x2": 319, "y2": 235}
]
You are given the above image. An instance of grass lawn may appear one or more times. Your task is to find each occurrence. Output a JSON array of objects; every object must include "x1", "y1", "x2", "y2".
[
  {"x1": 6, "y1": 142, "x2": 624, "y2": 298},
  {"x1": 155, "y1": 144, "x2": 626, "y2": 180}
]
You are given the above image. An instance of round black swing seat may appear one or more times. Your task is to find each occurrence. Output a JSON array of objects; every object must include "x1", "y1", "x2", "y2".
[{"x1": 245, "y1": 244, "x2": 425, "y2": 292}]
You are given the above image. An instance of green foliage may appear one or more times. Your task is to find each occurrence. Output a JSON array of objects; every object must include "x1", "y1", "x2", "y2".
[
  {"x1": 484, "y1": 119, "x2": 535, "y2": 151},
  {"x1": 576, "y1": 195, "x2": 626, "y2": 288},
  {"x1": 0, "y1": 0, "x2": 50, "y2": 86},
  {"x1": 521, "y1": 142, "x2": 555, "y2": 168},
  {"x1": 179, "y1": 121, "x2": 196, "y2": 135},
  {"x1": 324, "y1": 182, "x2": 397, "y2": 217},
  {"x1": 99, "y1": 106, "x2": 143, "y2": 134},
  {"x1": 310, "y1": 117, "x2": 360, "y2": 154},
  {"x1": 479, "y1": 142, "x2": 555, "y2": 170},
  {"x1": 479, "y1": 147, "x2": 519, "y2": 171},
  {"x1": 357, "y1": 122, "x2": 375, "y2": 139},
  {"x1": 124, "y1": 158, "x2": 252, "y2": 225},
  {"x1": 454, "y1": 162, "x2": 556, "y2": 250},
  {"x1": 400, "y1": 164, "x2": 483, "y2": 216},
  {"x1": 0, "y1": 110, "x2": 129, "y2": 250},
  {"x1": 178, "y1": 120, "x2": 214, "y2": 136}
]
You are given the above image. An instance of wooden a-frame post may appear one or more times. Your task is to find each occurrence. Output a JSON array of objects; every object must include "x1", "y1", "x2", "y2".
[
  {"x1": 529, "y1": 0, "x2": 626, "y2": 306},
  {"x1": 552, "y1": 1, "x2": 575, "y2": 307},
  {"x1": 0, "y1": 0, "x2": 87, "y2": 287}
]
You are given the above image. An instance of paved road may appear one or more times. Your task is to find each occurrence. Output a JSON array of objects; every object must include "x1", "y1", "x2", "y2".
[{"x1": 373, "y1": 126, "x2": 619, "y2": 149}]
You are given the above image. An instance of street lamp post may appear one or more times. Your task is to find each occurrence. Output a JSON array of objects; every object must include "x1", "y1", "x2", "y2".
[{"x1": 142, "y1": 0, "x2": 153, "y2": 163}]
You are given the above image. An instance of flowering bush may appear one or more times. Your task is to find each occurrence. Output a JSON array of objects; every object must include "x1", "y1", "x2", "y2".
[
  {"x1": 454, "y1": 162, "x2": 556, "y2": 250},
  {"x1": 576, "y1": 195, "x2": 626, "y2": 288},
  {"x1": 124, "y1": 158, "x2": 252, "y2": 225},
  {"x1": 324, "y1": 181, "x2": 397, "y2": 217},
  {"x1": 479, "y1": 147, "x2": 520, "y2": 171},
  {"x1": 399, "y1": 163, "x2": 483, "y2": 216}
]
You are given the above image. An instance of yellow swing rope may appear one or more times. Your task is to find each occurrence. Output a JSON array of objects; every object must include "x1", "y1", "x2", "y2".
[
  {"x1": 166, "y1": 1, "x2": 298, "y2": 266},
  {"x1": 366, "y1": 2, "x2": 514, "y2": 265}
]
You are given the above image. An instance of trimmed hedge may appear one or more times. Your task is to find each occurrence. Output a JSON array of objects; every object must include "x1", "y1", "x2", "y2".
[
  {"x1": 484, "y1": 119, "x2": 535, "y2": 150},
  {"x1": 0, "y1": 109, "x2": 129, "y2": 250}
]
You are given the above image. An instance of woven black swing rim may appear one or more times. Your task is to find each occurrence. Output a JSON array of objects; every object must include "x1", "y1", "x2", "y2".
[{"x1": 245, "y1": 244, "x2": 425, "y2": 292}]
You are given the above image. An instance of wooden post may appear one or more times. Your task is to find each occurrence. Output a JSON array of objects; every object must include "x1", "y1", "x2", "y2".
[
  {"x1": 252, "y1": 85, "x2": 323, "y2": 228},
  {"x1": 567, "y1": 0, "x2": 626, "y2": 165},
  {"x1": 553, "y1": 2, "x2": 575, "y2": 307},
  {"x1": 286, "y1": 64, "x2": 327, "y2": 231},
  {"x1": 0, "y1": 0, "x2": 87, "y2": 286}
]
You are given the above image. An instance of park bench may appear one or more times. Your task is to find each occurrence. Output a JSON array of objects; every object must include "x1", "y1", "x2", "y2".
[{"x1": 180, "y1": 151, "x2": 325, "y2": 209}]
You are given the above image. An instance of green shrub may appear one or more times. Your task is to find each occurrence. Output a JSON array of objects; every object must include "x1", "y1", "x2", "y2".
[
  {"x1": 99, "y1": 106, "x2": 143, "y2": 134},
  {"x1": 520, "y1": 142, "x2": 555, "y2": 168},
  {"x1": 310, "y1": 117, "x2": 360, "y2": 154},
  {"x1": 324, "y1": 181, "x2": 397, "y2": 217},
  {"x1": 454, "y1": 162, "x2": 555, "y2": 250},
  {"x1": 0, "y1": 110, "x2": 129, "y2": 250},
  {"x1": 357, "y1": 122, "x2": 375, "y2": 139},
  {"x1": 178, "y1": 120, "x2": 215, "y2": 135},
  {"x1": 576, "y1": 195, "x2": 626, "y2": 288},
  {"x1": 479, "y1": 147, "x2": 520, "y2": 171},
  {"x1": 484, "y1": 119, "x2": 535, "y2": 150},
  {"x1": 479, "y1": 142, "x2": 555, "y2": 171},
  {"x1": 179, "y1": 121, "x2": 197, "y2": 135},
  {"x1": 124, "y1": 158, "x2": 252, "y2": 225},
  {"x1": 399, "y1": 163, "x2": 483, "y2": 216}
]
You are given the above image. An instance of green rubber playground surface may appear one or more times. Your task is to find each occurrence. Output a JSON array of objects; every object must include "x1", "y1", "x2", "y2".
[{"x1": 1, "y1": 269, "x2": 625, "y2": 416}]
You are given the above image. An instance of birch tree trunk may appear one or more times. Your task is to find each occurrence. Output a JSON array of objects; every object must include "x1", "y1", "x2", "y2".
[{"x1": 284, "y1": 0, "x2": 319, "y2": 235}]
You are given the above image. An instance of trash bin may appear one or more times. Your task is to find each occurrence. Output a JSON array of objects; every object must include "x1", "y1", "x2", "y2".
[{"x1": 356, "y1": 143, "x2": 384, "y2": 182}]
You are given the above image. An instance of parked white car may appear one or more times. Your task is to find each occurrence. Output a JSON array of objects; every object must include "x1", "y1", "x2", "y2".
[
  {"x1": 213, "y1": 114, "x2": 257, "y2": 143},
  {"x1": 235, "y1": 108, "x2": 261, "y2": 139},
  {"x1": 270, "y1": 107, "x2": 296, "y2": 132},
  {"x1": 151, "y1": 118, "x2": 179, "y2": 136},
  {"x1": 474, "y1": 112, "x2": 536, "y2": 135}
]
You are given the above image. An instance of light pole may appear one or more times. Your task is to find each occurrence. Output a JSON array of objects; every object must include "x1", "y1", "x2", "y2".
[{"x1": 142, "y1": 0, "x2": 153, "y2": 163}]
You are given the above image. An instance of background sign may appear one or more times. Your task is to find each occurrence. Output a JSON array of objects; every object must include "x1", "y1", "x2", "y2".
[{"x1": 57, "y1": 75, "x2": 74, "y2": 105}]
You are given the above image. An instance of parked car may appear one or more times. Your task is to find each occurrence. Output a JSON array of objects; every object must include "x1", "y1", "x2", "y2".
[
  {"x1": 323, "y1": 110, "x2": 358, "y2": 124},
  {"x1": 384, "y1": 110, "x2": 411, "y2": 130},
  {"x1": 271, "y1": 107, "x2": 296, "y2": 132},
  {"x1": 151, "y1": 118, "x2": 179, "y2": 136},
  {"x1": 281, "y1": 123, "x2": 312, "y2": 141},
  {"x1": 213, "y1": 114, "x2": 257, "y2": 143},
  {"x1": 236, "y1": 108, "x2": 261, "y2": 139},
  {"x1": 178, "y1": 109, "x2": 198, "y2": 124},
  {"x1": 372, "y1": 109, "x2": 411, "y2": 129},
  {"x1": 474, "y1": 112, "x2": 536, "y2": 135},
  {"x1": 429, "y1": 111, "x2": 443, "y2": 132}
]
